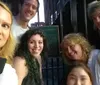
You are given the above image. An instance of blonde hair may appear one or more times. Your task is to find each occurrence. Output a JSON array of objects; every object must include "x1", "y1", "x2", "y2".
[
  {"x1": 61, "y1": 33, "x2": 92, "y2": 64},
  {"x1": 0, "y1": 1, "x2": 15, "y2": 64}
]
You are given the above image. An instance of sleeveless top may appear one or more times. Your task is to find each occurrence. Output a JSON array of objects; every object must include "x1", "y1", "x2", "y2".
[{"x1": 22, "y1": 59, "x2": 42, "y2": 85}]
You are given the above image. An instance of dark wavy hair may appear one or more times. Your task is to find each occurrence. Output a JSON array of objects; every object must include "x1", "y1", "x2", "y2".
[{"x1": 14, "y1": 29, "x2": 47, "y2": 85}]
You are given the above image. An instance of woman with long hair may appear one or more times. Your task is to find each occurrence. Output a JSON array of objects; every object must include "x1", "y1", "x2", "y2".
[
  {"x1": 0, "y1": 1, "x2": 18, "y2": 85},
  {"x1": 13, "y1": 29, "x2": 47, "y2": 85}
]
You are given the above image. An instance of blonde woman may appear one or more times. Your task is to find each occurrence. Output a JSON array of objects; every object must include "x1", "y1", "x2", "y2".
[
  {"x1": 61, "y1": 33, "x2": 92, "y2": 64},
  {"x1": 0, "y1": 1, "x2": 18, "y2": 85}
]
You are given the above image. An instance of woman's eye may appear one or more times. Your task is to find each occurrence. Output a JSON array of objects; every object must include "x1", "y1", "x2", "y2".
[
  {"x1": 2, "y1": 24, "x2": 10, "y2": 29},
  {"x1": 71, "y1": 45, "x2": 75, "y2": 48},
  {"x1": 69, "y1": 76, "x2": 75, "y2": 80},
  {"x1": 39, "y1": 41, "x2": 43, "y2": 44},
  {"x1": 30, "y1": 41, "x2": 34, "y2": 44},
  {"x1": 81, "y1": 77, "x2": 87, "y2": 81}
]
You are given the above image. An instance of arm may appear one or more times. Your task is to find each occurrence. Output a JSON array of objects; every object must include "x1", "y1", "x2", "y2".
[{"x1": 13, "y1": 57, "x2": 28, "y2": 85}]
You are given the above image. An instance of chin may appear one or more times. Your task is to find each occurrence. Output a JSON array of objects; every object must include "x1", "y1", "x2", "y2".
[
  {"x1": 24, "y1": 18, "x2": 31, "y2": 22},
  {"x1": 33, "y1": 53, "x2": 40, "y2": 57}
]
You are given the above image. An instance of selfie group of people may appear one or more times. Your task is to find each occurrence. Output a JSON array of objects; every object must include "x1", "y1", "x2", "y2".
[{"x1": 0, "y1": 0, "x2": 100, "y2": 85}]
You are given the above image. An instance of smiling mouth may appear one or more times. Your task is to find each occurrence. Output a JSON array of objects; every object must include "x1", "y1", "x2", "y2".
[
  {"x1": 26, "y1": 13, "x2": 31, "y2": 17},
  {"x1": 25, "y1": 11, "x2": 31, "y2": 16},
  {"x1": 69, "y1": 52, "x2": 75, "y2": 56}
]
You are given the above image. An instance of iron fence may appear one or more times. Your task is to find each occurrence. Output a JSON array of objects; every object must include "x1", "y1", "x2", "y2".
[{"x1": 42, "y1": 57, "x2": 65, "y2": 85}]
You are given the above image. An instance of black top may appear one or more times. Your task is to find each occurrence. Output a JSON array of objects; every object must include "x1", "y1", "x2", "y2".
[
  {"x1": 22, "y1": 73, "x2": 37, "y2": 85},
  {"x1": 0, "y1": 57, "x2": 6, "y2": 74},
  {"x1": 21, "y1": 59, "x2": 41, "y2": 85}
]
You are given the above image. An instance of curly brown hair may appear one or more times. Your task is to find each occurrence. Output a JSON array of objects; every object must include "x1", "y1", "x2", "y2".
[{"x1": 61, "y1": 33, "x2": 93, "y2": 64}]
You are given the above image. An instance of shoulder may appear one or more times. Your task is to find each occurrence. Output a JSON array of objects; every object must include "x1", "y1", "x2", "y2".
[
  {"x1": 0, "y1": 63, "x2": 18, "y2": 85},
  {"x1": 90, "y1": 49, "x2": 100, "y2": 58},
  {"x1": 13, "y1": 56, "x2": 26, "y2": 66},
  {"x1": 2, "y1": 64, "x2": 17, "y2": 76},
  {"x1": 14, "y1": 56, "x2": 25, "y2": 61},
  {"x1": 13, "y1": 56, "x2": 27, "y2": 74},
  {"x1": 88, "y1": 49, "x2": 100, "y2": 65},
  {"x1": 13, "y1": 56, "x2": 28, "y2": 84},
  {"x1": 89, "y1": 49, "x2": 100, "y2": 61},
  {"x1": 4, "y1": 63, "x2": 15, "y2": 72}
]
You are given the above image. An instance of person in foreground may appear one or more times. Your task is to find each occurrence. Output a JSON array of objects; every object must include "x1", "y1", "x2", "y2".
[
  {"x1": 13, "y1": 29, "x2": 47, "y2": 85},
  {"x1": 0, "y1": 1, "x2": 18, "y2": 85},
  {"x1": 66, "y1": 62, "x2": 93, "y2": 85}
]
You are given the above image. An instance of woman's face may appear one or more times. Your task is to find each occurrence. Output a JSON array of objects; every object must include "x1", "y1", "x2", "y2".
[
  {"x1": 0, "y1": 6, "x2": 11, "y2": 48},
  {"x1": 63, "y1": 42, "x2": 83, "y2": 61},
  {"x1": 28, "y1": 34, "x2": 44, "y2": 57},
  {"x1": 67, "y1": 67, "x2": 92, "y2": 85}
]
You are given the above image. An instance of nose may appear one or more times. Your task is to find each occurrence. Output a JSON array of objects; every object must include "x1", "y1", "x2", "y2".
[
  {"x1": 96, "y1": 16, "x2": 100, "y2": 22},
  {"x1": 75, "y1": 80, "x2": 81, "y2": 85},
  {"x1": 34, "y1": 42, "x2": 39, "y2": 48},
  {"x1": 67, "y1": 46, "x2": 73, "y2": 54}
]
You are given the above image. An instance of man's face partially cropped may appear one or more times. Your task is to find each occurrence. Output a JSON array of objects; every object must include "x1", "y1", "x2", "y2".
[
  {"x1": 20, "y1": 0, "x2": 38, "y2": 22},
  {"x1": 92, "y1": 9, "x2": 100, "y2": 30}
]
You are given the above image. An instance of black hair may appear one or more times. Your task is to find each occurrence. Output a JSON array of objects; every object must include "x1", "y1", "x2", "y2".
[
  {"x1": 20, "y1": 0, "x2": 40, "y2": 10},
  {"x1": 14, "y1": 29, "x2": 47, "y2": 84}
]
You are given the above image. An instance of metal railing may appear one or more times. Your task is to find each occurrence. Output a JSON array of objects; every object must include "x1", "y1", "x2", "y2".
[{"x1": 42, "y1": 57, "x2": 64, "y2": 85}]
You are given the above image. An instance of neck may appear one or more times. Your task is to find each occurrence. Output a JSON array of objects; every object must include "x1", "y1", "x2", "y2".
[
  {"x1": 15, "y1": 14, "x2": 28, "y2": 28},
  {"x1": 34, "y1": 55, "x2": 41, "y2": 64}
]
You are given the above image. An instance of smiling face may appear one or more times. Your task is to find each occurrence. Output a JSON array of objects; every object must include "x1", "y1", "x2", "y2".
[
  {"x1": 0, "y1": 6, "x2": 11, "y2": 49},
  {"x1": 28, "y1": 34, "x2": 44, "y2": 57},
  {"x1": 20, "y1": 0, "x2": 38, "y2": 22},
  {"x1": 63, "y1": 42, "x2": 83, "y2": 61},
  {"x1": 67, "y1": 67, "x2": 92, "y2": 85}
]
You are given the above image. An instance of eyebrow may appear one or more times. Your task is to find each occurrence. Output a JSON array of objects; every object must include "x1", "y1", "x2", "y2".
[
  {"x1": 69, "y1": 73, "x2": 87, "y2": 78},
  {"x1": 69, "y1": 74, "x2": 75, "y2": 77},
  {"x1": 4, "y1": 21, "x2": 11, "y2": 26}
]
